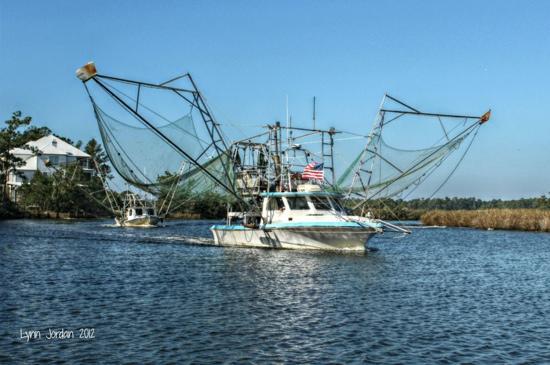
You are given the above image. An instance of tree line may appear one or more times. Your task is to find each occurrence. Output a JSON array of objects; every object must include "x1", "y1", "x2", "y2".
[{"x1": 359, "y1": 196, "x2": 550, "y2": 220}]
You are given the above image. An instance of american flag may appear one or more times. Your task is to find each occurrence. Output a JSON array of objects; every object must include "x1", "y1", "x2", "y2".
[{"x1": 302, "y1": 161, "x2": 324, "y2": 181}]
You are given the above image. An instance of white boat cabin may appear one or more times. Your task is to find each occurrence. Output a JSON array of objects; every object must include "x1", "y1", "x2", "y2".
[
  {"x1": 261, "y1": 191, "x2": 347, "y2": 223},
  {"x1": 228, "y1": 184, "x2": 349, "y2": 227},
  {"x1": 125, "y1": 206, "x2": 157, "y2": 220}
]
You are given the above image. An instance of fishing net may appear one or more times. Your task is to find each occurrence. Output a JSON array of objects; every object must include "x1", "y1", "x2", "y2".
[
  {"x1": 336, "y1": 95, "x2": 484, "y2": 200},
  {"x1": 81, "y1": 66, "x2": 486, "y2": 206},
  {"x1": 337, "y1": 133, "x2": 469, "y2": 199},
  {"x1": 85, "y1": 74, "x2": 235, "y2": 196}
]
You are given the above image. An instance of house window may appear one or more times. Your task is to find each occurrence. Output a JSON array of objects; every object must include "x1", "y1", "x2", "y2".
[{"x1": 49, "y1": 155, "x2": 59, "y2": 165}]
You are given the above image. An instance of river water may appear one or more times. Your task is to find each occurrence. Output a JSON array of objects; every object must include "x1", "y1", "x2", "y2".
[{"x1": 1, "y1": 219, "x2": 550, "y2": 363}]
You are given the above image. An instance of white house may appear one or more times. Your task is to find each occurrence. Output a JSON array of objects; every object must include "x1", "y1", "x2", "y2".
[{"x1": 7, "y1": 135, "x2": 93, "y2": 201}]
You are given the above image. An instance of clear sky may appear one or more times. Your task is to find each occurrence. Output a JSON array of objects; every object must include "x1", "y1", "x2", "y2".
[{"x1": 1, "y1": 0, "x2": 549, "y2": 199}]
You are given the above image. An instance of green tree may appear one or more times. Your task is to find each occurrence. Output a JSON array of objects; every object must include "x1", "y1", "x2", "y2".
[
  {"x1": 16, "y1": 125, "x2": 51, "y2": 145},
  {"x1": 54, "y1": 134, "x2": 82, "y2": 149},
  {"x1": 0, "y1": 111, "x2": 33, "y2": 205},
  {"x1": 84, "y1": 138, "x2": 111, "y2": 176},
  {"x1": 192, "y1": 191, "x2": 231, "y2": 219},
  {"x1": 46, "y1": 164, "x2": 108, "y2": 217},
  {"x1": 18, "y1": 171, "x2": 53, "y2": 211},
  {"x1": 18, "y1": 164, "x2": 113, "y2": 218}
]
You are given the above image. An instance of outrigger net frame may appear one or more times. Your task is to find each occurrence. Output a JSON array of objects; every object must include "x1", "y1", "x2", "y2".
[
  {"x1": 337, "y1": 94, "x2": 490, "y2": 205},
  {"x1": 82, "y1": 70, "x2": 244, "y2": 205}
]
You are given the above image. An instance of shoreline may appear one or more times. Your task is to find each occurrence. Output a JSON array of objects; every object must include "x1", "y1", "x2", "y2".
[{"x1": 421, "y1": 209, "x2": 550, "y2": 232}]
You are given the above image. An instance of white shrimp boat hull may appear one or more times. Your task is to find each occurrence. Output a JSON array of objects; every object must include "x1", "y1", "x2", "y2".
[
  {"x1": 115, "y1": 215, "x2": 160, "y2": 228},
  {"x1": 210, "y1": 222, "x2": 380, "y2": 251}
]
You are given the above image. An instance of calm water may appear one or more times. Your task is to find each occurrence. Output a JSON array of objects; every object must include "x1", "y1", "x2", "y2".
[{"x1": 1, "y1": 219, "x2": 550, "y2": 364}]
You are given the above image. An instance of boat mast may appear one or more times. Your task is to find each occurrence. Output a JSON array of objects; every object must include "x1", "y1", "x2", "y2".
[
  {"x1": 312, "y1": 96, "x2": 316, "y2": 130},
  {"x1": 286, "y1": 115, "x2": 296, "y2": 190}
]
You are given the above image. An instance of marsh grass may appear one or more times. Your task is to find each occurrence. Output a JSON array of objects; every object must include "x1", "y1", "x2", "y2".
[{"x1": 421, "y1": 209, "x2": 550, "y2": 232}]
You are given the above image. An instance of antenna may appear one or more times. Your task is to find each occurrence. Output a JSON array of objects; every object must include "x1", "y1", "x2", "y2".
[
  {"x1": 290, "y1": 114, "x2": 294, "y2": 156},
  {"x1": 286, "y1": 95, "x2": 289, "y2": 147},
  {"x1": 313, "y1": 96, "x2": 316, "y2": 129},
  {"x1": 286, "y1": 95, "x2": 289, "y2": 125},
  {"x1": 285, "y1": 96, "x2": 291, "y2": 189}
]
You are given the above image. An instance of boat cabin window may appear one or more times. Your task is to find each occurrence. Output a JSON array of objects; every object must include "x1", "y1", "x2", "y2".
[
  {"x1": 268, "y1": 197, "x2": 285, "y2": 210},
  {"x1": 146, "y1": 208, "x2": 155, "y2": 215},
  {"x1": 135, "y1": 208, "x2": 143, "y2": 216},
  {"x1": 228, "y1": 215, "x2": 243, "y2": 225},
  {"x1": 286, "y1": 197, "x2": 310, "y2": 210},
  {"x1": 330, "y1": 198, "x2": 346, "y2": 213},
  {"x1": 311, "y1": 196, "x2": 332, "y2": 210}
]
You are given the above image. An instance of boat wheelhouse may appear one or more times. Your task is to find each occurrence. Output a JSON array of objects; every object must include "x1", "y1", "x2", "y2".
[{"x1": 115, "y1": 193, "x2": 160, "y2": 228}]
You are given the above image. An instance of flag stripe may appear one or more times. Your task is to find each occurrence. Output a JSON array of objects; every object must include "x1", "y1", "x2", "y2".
[{"x1": 303, "y1": 161, "x2": 324, "y2": 181}]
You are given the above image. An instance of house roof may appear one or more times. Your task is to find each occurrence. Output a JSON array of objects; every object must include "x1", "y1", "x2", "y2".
[
  {"x1": 11, "y1": 147, "x2": 33, "y2": 155},
  {"x1": 11, "y1": 135, "x2": 90, "y2": 158}
]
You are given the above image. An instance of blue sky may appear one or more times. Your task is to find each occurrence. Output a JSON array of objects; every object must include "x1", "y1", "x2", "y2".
[{"x1": 1, "y1": 0, "x2": 549, "y2": 199}]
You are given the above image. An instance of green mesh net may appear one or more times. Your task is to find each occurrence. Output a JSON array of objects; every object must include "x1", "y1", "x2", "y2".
[
  {"x1": 336, "y1": 96, "x2": 482, "y2": 200},
  {"x1": 92, "y1": 102, "x2": 233, "y2": 195},
  {"x1": 84, "y1": 71, "x2": 483, "y2": 205},
  {"x1": 337, "y1": 134, "x2": 467, "y2": 199}
]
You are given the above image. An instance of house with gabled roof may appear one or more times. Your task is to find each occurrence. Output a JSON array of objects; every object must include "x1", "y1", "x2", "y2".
[{"x1": 7, "y1": 135, "x2": 93, "y2": 201}]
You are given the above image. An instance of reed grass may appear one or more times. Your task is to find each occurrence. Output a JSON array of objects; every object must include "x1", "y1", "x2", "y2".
[{"x1": 421, "y1": 209, "x2": 550, "y2": 232}]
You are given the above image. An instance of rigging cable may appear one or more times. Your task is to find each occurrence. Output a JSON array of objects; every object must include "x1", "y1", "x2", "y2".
[{"x1": 428, "y1": 126, "x2": 481, "y2": 199}]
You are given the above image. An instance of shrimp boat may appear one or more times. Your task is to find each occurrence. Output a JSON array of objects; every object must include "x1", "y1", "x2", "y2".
[
  {"x1": 115, "y1": 193, "x2": 160, "y2": 228},
  {"x1": 77, "y1": 62, "x2": 491, "y2": 251},
  {"x1": 207, "y1": 126, "x2": 388, "y2": 250},
  {"x1": 211, "y1": 186, "x2": 383, "y2": 250}
]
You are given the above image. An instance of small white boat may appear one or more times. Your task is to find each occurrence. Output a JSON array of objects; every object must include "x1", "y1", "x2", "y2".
[
  {"x1": 115, "y1": 193, "x2": 160, "y2": 228},
  {"x1": 211, "y1": 185, "x2": 383, "y2": 251}
]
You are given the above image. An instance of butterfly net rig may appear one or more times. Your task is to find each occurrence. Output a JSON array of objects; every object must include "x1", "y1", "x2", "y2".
[
  {"x1": 336, "y1": 94, "x2": 491, "y2": 216},
  {"x1": 76, "y1": 62, "x2": 242, "y2": 217},
  {"x1": 76, "y1": 62, "x2": 491, "y2": 222}
]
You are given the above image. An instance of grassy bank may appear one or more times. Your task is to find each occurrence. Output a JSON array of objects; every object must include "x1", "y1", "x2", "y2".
[
  {"x1": 360, "y1": 208, "x2": 424, "y2": 221},
  {"x1": 421, "y1": 209, "x2": 550, "y2": 232}
]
